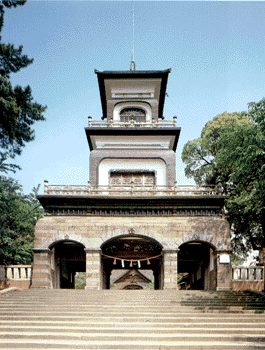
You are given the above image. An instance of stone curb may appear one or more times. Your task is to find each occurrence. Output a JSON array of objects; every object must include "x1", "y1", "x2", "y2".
[{"x1": 0, "y1": 287, "x2": 23, "y2": 295}]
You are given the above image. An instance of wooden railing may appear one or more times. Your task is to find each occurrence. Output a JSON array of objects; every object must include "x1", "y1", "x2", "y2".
[
  {"x1": 44, "y1": 183, "x2": 224, "y2": 197},
  {"x1": 232, "y1": 266, "x2": 264, "y2": 282}
]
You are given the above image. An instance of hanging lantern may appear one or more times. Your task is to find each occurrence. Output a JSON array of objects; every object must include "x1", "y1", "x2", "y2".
[
  {"x1": 138, "y1": 261, "x2": 141, "y2": 268},
  {"x1": 121, "y1": 260, "x2": 125, "y2": 268},
  {"x1": 130, "y1": 261, "x2": 133, "y2": 267},
  {"x1": 113, "y1": 259, "x2": 117, "y2": 265},
  {"x1": 147, "y1": 259, "x2": 151, "y2": 265}
]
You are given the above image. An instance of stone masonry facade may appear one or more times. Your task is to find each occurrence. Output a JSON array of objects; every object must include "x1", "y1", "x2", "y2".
[{"x1": 31, "y1": 215, "x2": 232, "y2": 290}]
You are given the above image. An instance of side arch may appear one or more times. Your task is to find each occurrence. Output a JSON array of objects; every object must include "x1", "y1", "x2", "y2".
[
  {"x1": 177, "y1": 240, "x2": 217, "y2": 291},
  {"x1": 177, "y1": 239, "x2": 217, "y2": 251},
  {"x1": 49, "y1": 239, "x2": 85, "y2": 250},
  {"x1": 49, "y1": 239, "x2": 86, "y2": 289}
]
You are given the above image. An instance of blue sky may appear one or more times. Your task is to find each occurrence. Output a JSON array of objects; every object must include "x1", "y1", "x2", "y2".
[{"x1": 1, "y1": 1, "x2": 265, "y2": 194}]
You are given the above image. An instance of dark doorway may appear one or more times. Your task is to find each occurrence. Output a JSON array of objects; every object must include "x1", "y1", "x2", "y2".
[
  {"x1": 178, "y1": 242, "x2": 216, "y2": 291},
  {"x1": 50, "y1": 241, "x2": 86, "y2": 289}
]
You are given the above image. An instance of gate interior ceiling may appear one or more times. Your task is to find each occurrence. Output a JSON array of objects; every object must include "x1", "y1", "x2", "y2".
[
  {"x1": 55, "y1": 241, "x2": 86, "y2": 272},
  {"x1": 101, "y1": 236, "x2": 162, "y2": 270}
]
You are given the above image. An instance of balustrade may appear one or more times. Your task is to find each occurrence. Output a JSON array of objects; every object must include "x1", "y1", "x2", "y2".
[
  {"x1": 232, "y1": 266, "x2": 264, "y2": 282},
  {"x1": 0, "y1": 265, "x2": 32, "y2": 281},
  {"x1": 44, "y1": 183, "x2": 224, "y2": 197},
  {"x1": 87, "y1": 119, "x2": 177, "y2": 128}
]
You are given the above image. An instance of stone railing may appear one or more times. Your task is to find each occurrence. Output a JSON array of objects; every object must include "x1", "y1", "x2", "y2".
[
  {"x1": 87, "y1": 117, "x2": 178, "y2": 128},
  {"x1": 232, "y1": 266, "x2": 264, "y2": 282},
  {"x1": 0, "y1": 265, "x2": 32, "y2": 281},
  {"x1": 0, "y1": 265, "x2": 32, "y2": 290},
  {"x1": 44, "y1": 183, "x2": 224, "y2": 197}
]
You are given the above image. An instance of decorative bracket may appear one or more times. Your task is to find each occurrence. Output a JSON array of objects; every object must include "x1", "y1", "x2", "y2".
[{"x1": 128, "y1": 228, "x2": 135, "y2": 235}]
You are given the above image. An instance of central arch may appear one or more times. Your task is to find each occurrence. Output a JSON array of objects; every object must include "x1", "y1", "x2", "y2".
[{"x1": 101, "y1": 235, "x2": 163, "y2": 290}]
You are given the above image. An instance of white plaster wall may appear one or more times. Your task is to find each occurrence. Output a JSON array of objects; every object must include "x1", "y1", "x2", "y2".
[
  {"x1": 98, "y1": 158, "x2": 167, "y2": 186},
  {"x1": 113, "y1": 102, "x2": 152, "y2": 122}
]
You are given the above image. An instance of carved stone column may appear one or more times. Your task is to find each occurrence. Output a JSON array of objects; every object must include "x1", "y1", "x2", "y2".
[
  {"x1": 31, "y1": 249, "x2": 52, "y2": 289},
  {"x1": 85, "y1": 249, "x2": 101, "y2": 290},
  {"x1": 163, "y1": 249, "x2": 179, "y2": 289}
]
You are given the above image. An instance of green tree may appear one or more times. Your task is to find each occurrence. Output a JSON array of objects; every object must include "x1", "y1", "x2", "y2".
[
  {"x1": 181, "y1": 111, "x2": 252, "y2": 187},
  {"x1": 216, "y1": 101, "x2": 265, "y2": 251},
  {"x1": 74, "y1": 272, "x2": 86, "y2": 289},
  {"x1": 181, "y1": 109, "x2": 264, "y2": 253},
  {"x1": 0, "y1": 0, "x2": 46, "y2": 173},
  {"x1": 0, "y1": 176, "x2": 44, "y2": 265}
]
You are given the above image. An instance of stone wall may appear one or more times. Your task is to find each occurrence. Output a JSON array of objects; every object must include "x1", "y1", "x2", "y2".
[
  {"x1": 34, "y1": 215, "x2": 231, "y2": 252},
  {"x1": 232, "y1": 281, "x2": 264, "y2": 292}
]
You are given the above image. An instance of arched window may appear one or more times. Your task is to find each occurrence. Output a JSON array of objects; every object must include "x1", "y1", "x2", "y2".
[{"x1": 120, "y1": 107, "x2": 146, "y2": 122}]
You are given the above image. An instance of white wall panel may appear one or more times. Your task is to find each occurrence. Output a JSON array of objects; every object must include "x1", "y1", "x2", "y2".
[{"x1": 98, "y1": 158, "x2": 167, "y2": 186}]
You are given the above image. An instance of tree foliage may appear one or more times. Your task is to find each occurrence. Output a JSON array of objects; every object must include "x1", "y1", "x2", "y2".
[
  {"x1": 0, "y1": 176, "x2": 44, "y2": 265},
  {"x1": 182, "y1": 107, "x2": 265, "y2": 253},
  {"x1": 0, "y1": 0, "x2": 46, "y2": 173},
  {"x1": 217, "y1": 101, "x2": 265, "y2": 251},
  {"x1": 182, "y1": 112, "x2": 252, "y2": 186}
]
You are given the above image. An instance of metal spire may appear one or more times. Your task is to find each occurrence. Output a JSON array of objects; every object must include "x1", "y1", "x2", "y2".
[{"x1": 130, "y1": 1, "x2": 136, "y2": 71}]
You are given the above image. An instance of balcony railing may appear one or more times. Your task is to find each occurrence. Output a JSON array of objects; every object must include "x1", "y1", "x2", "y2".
[
  {"x1": 232, "y1": 266, "x2": 264, "y2": 282},
  {"x1": 87, "y1": 117, "x2": 178, "y2": 128},
  {"x1": 43, "y1": 183, "x2": 224, "y2": 197}
]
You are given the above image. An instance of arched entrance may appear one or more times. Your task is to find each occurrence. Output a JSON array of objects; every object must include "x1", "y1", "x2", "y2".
[
  {"x1": 49, "y1": 240, "x2": 86, "y2": 289},
  {"x1": 101, "y1": 235, "x2": 163, "y2": 290},
  {"x1": 178, "y1": 241, "x2": 216, "y2": 291}
]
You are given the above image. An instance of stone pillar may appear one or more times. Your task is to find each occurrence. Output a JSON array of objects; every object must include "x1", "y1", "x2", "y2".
[
  {"x1": 216, "y1": 250, "x2": 232, "y2": 291},
  {"x1": 259, "y1": 247, "x2": 265, "y2": 291},
  {"x1": 31, "y1": 249, "x2": 52, "y2": 289},
  {"x1": 163, "y1": 249, "x2": 179, "y2": 289},
  {"x1": 85, "y1": 249, "x2": 101, "y2": 290}
]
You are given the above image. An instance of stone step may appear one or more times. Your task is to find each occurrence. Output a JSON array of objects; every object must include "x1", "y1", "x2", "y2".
[
  {"x1": 1, "y1": 309, "x2": 262, "y2": 315},
  {"x1": 1, "y1": 325, "x2": 265, "y2": 335},
  {"x1": 1, "y1": 310, "x2": 265, "y2": 317},
  {"x1": 1, "y1": 319, "x2": 265, "y2": 328},
  {"x1": 1, "y1": 315, "x2": 264, "y2": 324},
  {"x1": 2, "y1": 304, "x2": 264, "y2": 313},
  {"x1": 2, "y1": 297, "x2": 264, "y2": 304},
  {"x1": 0, "y1": 289, "x2": 264, "y2": 349},
  {"x1": 3, "y1": 291, "x2": 264, "y2": 304},
  {"x1": 2, "y1": 302, "x2": 263, "y2": 308},
  {"x1": 0, "y1": 340, "x2": 264, "y2": 349},
  {"x1": 0, "y1": 331, "x2": 265, "y2": 343}
]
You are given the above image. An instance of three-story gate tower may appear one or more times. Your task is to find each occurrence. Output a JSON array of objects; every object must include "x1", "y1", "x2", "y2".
[{"x1": 32, "y1": 66, "x2": 232, "y2": 291}]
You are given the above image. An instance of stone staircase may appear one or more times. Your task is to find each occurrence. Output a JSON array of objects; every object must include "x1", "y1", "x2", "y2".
[{"x1": 0, "y1": 289, "x2": 265, "y2": 349}]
